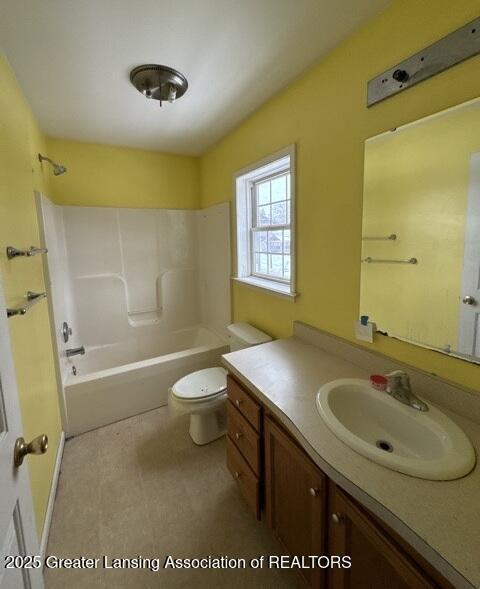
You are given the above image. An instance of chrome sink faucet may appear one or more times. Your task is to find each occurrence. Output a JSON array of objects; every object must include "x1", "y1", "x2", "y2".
[{"x1": 385, "y1": 371, "x2": 428, "y2": 412}]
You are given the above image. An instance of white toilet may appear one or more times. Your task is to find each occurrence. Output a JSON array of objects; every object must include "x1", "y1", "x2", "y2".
[{"x1": 168, "y1": 323, "x2": 271, "y2": 445}]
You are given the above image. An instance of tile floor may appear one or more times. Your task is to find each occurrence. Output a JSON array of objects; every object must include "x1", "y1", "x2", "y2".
[{"x1": 44, "y1": 407, "x2": 300, "y2": 588}]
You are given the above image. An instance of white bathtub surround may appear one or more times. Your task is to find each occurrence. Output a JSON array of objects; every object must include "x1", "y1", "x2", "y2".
[
  {"x1": 63, "y1": 206, "x2": 203, "y2": 330},
  {"x1": 36, "y1": 194, "x2": 76, "y2": 426},
  {"x1": 65, "y1": 328, "x2": 228, "y2": 435},
  {"x1": 37, "y1": 196, "x2": 231, "y2": 435},
  {"x1": 197, "y1": 205, "x2": 231, "y2": 338}
]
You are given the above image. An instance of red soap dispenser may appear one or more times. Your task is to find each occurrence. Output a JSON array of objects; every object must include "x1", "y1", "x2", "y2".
[{"x1": 370, "y1": 374, "x2": 388, "y2": 391}]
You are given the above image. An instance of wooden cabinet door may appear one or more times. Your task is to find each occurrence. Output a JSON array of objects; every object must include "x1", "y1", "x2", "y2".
[
  {"x1": 329, "y1": 486, "x2": 437, "y2": 589},
  {"x1": 265, "y1": 416, "x2": 326, "y2": 588}
]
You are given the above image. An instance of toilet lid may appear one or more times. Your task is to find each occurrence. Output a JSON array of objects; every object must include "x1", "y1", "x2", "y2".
[{"x1": 172, "y1": 367, "x2": 227, "y2": 400}]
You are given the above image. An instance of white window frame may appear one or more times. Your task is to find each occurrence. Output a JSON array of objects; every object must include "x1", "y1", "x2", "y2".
[{"x1": 233, "y1": 145, "x2": 297, "y2": 299}]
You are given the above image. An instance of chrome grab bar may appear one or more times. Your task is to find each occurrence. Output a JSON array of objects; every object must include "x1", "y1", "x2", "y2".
[
  {"x1": 7, "y1": 292, "x2": 47, "y2": 318},
  {"x1": 362, "y1": 257, "x2": 418, "y2": 264},
  {"x1": 6, "y1": 246, "x2": 48, "y2": 259}
]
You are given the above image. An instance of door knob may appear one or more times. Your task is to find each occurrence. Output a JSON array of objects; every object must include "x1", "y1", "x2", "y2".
[
  {"x1": 309, "y1": 487, "x2": 321, "y2": 497},
  {"x1": 14, "y1": 434, "x2": 48, "y2": 467},
  {"x1": 331, "y1": 513, "x2": 343, "y2": 525},
  {"x1": 462, "y1": 295, "x2": 477, "y2": 306}
]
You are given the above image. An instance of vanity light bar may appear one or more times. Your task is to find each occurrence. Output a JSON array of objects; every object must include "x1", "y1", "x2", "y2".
[{"x1": 368, "y1": 16, "x2": 480, "y2": 106}]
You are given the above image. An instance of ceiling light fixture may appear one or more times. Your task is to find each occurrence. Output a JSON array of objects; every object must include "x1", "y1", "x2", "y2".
[{"x1": 130, "y1": 64, "x2": 188, "y2": 107}]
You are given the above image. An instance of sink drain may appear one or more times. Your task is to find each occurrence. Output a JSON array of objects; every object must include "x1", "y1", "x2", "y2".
[{"x1": 376, "y1": 439, "x2": 393, "y2": 453}]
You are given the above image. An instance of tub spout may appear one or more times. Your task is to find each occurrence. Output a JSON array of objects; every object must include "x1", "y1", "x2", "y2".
[{"x1": 66, "y1": 346, "x2": 85, "y2": 358}]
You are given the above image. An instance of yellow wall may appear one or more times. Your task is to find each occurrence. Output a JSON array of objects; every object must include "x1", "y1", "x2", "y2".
[
  {"x1": 362, "y1": 101, "x2": 480, "y2": 351},
  {"x1": 45, "y1": 137, "x2": 200, "y2": 209},
  {"x1": 0, "y1": 55, "x2": 62, "y2": 536},
  {"x1": 200, "y1": 0, "x2": 480, "y2": 392}
]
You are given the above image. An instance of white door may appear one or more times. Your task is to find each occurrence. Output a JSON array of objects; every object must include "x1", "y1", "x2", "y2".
[
  {"x1": 459, "y1": 152, "x2": 480, "y2": 358},
  {"x1": 0, "y1": 274, "x2": 44, "y2": 589}
]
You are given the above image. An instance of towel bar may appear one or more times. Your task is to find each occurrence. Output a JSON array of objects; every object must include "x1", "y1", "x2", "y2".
[
  {"x1": 7, "y1": 291, "x2": 47, "y2": 318},
  {"x1": 362, "y1": 257, "x2": 417, "y2": 264},
  {"x1": 6, "y1": 246, "x2": 48, "y2": 259}
]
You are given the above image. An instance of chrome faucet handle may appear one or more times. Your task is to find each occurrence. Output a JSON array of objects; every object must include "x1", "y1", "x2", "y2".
[
  {"x1": 385, "y1": 370, "x2": 428, "y2": 411},
  {"x1": 385, "y1": 370, "x2": 410, "y2": 390}
]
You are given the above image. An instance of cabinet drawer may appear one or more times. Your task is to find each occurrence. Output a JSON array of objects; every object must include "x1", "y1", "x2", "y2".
[
  {"x1": 227, "y1": 401, "x2": 261, "y2": 476},
  {"x1": 227, "y1": 374, "x2": 262, "y2": 432},
  {"x1": 226, "y1": 436, "x2": 260, "y2": 519}
]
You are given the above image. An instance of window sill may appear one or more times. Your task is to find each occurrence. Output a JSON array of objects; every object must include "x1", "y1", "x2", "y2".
[{"x1": 232, "y1": 276, "x2": 298, "y2": 300}]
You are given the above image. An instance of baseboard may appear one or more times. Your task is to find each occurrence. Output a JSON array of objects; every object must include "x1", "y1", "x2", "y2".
[{"x1": 40, "y1": 431, "x2": 65, "y2": 559}]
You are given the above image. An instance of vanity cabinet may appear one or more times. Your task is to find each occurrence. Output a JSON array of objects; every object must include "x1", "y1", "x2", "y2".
[
  {"x1": 264, "y1": 415, "x2": 326, "y2": 588},
  {"x1": 225, "y1": 374, "x2": 454, "y2": 589},
  {"x1": 226, "y1": 374, "x2": 262, "y2": 431},
  {"x1": 226, "y1": 375, "x2": 263, "y2": 519},
  {"x1": 328, "y1": 486, "x2": 442, "y2": 589}
]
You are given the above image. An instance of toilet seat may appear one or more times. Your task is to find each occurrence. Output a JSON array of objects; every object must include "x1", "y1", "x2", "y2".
[{"x1": 171, "y1": 367, "x2": 227, "y2": 402}]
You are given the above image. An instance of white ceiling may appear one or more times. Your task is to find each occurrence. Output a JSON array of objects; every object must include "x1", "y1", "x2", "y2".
[{"x1": 0, "y1": 0, "x2": 388, "y2": 155}]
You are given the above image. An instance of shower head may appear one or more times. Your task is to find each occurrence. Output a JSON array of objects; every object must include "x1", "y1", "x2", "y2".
[
  {"x1": 38, "y1": 154, "x2": 67, "y2": 176},
  {"x1": 53, "y1": 164, "x2": 67, "y2": 176}
]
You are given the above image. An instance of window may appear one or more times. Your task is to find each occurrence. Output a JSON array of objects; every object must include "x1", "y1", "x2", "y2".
[{"x1": 234, "y1": 146, "x2": 296, "y2": 298}]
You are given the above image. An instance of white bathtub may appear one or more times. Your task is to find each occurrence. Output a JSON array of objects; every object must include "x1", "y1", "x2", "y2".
[{"x1": 63, "y1": 326, "x2": 229, "y2": 435}]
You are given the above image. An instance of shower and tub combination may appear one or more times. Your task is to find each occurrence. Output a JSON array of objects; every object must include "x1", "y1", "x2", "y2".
[{"x1": 36, "y1": 193, "x2": 231, "y2": 435}]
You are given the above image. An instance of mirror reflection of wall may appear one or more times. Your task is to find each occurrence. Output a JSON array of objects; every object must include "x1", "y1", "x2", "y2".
[{"x1": 361, "y1": 98, "x2": 480, "y2": 364}]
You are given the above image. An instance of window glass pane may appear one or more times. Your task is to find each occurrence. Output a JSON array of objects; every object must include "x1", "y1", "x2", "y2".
[
  {"x1": 257, "y1": 204, "x2": 271, "y2": 226},
  {"x1": 254, "y1": 231, "x2": 268, "y2": 253},
  {"x1": 255, "y1": 253, "x2": 268, "y2": 274},
  {"x1": 283, "y1": 229, "x2": 291, "y2": 254},
  {"x1": 268, "y1": 230, "x2": 283, "y2": 254},
  {"x1": 257, "y1": 181, "x2": 270, "y2": 205},
  {"x1": 284, "y1": 255, "x2": 291, "y2": 280},
  {"x1": 269, "y1": 254, "x2": 283, "y2": 278},
  {"x1": 272, "y1": 201, "x2": 287, "y2": 225},
  {"x1": 271, "y1": 175, "x2": 286, "y2": 202},
  {"x1": 242, "y1": 157, "x2": 292, "y2": 286}
]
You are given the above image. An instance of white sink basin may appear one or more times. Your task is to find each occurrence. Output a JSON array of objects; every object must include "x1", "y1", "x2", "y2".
[{"x1": 316, "y1": 378, "x2": 476, "y2": 480}]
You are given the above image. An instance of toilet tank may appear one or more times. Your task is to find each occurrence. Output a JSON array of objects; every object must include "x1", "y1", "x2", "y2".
[{"x1": 226, "y1": 322, "x2": 272, "y2": 352}]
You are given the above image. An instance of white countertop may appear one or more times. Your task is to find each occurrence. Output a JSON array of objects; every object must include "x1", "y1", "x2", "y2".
[{"x1": 222, "y1": 335, "x2": 480, "y2": 589}]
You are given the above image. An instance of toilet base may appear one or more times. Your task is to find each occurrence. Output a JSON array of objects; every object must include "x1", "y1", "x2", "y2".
[{"x1": 189, "y1": 405, "x2": 226, "y2": 445}]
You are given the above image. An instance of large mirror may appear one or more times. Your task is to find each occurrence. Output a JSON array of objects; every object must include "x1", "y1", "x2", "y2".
[{"x1": 361, "y1": 98, "x2": 480, "y2": 364}]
